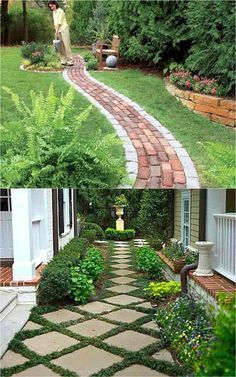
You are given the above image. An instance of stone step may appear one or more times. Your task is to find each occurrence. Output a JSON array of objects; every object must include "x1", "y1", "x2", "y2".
[
  {"x1": 0, "y1": 292, "x2": 17, "y2": 322},
  {"x1": 1, "y1": 304, "x2": 34, "y2": 357}
]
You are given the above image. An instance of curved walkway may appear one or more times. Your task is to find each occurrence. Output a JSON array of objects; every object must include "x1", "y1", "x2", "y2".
[{"x1": 63, "y1": 55, "x2": 199, "y2": 188}]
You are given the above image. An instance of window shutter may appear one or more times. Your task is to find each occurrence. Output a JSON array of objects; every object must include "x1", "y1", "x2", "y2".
[{"x1": 58, "y1": 189, "x2": 64, "y2": 236}]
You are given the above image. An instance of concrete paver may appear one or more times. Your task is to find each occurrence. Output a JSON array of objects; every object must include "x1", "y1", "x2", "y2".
[
  {"x1": 11, "y1": 364, "x2": 59, "y2": 376},
  {"x1": 113, "y1": 364, "x2": 169, "y2": 376},
  {"x1": 0, "y1": 350, "x2": 28, "y2": 368},
  {"x1": 104, "y1": 330, "x2": 157, "y2": 351},
  {"x1": 52, "y1": 345, "x2": 122, "y2": 376},
  {"x1": 106, "y1": 285, "x2": 138, "y2": 294},
  {"x1": 42, "y1": 309, "x2": 83, "y2": 324},
  {"x1": 23, "y1": 331, "x2": 78, "y2": 356},
  {"x1": 102, "y1": 309, "x2": 146, "y2": 324},
  {"x1": 104, "y1": 294, "x2": 144, "y2": 305},
  {"x1": 67, "y1": 319, "x2": 117, "y2": 337},
  {"x1": 77, "y1": 301, "x2": 118, "y2": 314}
]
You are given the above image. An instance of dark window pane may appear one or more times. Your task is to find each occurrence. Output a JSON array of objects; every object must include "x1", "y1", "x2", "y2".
[
  {"x1": 0, "y1": 189, "x2": 8, "y2": 197},
  {"x1": 0, "y1": 198, "x2": 8, "y2": 211}
]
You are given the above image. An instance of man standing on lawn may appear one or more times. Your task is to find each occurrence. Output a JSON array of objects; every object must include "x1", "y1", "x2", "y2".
[{"x1": 48, "y1": 0, "x2": 73, "y2": 66}]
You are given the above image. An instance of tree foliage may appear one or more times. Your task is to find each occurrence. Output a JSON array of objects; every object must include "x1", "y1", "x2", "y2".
[
  {"x1": 70, "y1": 0, "x2": 96, "y2": 44},
  {"x1": 185, "y1": 0, "x2": 235, "y2": 94}
]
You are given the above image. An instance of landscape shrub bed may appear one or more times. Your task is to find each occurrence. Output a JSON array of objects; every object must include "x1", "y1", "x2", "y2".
[
  {"x1": 69, "y1": 247, "x2": 104, "y2": 303},
  {"x1": 156, "y1": 295, "x2": 213, "y2": 371},
  {"x1": 38, "y1": 237, "x2": 88, "y2": 304},
  {"x1": 105, "y1": 228, "x2": 135, "y2": 240},
  {"x1": 21, "y1": 42, "x2": 61, "y2": 71},
  {"x1": 134, "y1": 246, "x2": 164, "y2": 279},
  {"x1": 38, "y1": 238, "x2": 105, "y2": 305},
  {"x1": 145, "y1": 281, "x2": 181, "y2": 301}
]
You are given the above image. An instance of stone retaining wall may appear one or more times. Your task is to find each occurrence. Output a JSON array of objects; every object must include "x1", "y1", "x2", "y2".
[{"x1": 166, "y1": 81, "x2": 235, "y2": 128}]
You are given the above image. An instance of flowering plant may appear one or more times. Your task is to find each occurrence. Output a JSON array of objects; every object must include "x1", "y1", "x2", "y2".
[
  {"x1": 156, "y1": 295, "x2": 213, "y2": 370},
  {"x1": 170, "y1": 70, "x2": 226, "y2": 96}
]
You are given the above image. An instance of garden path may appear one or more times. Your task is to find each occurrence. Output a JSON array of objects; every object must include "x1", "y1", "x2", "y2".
[
  {"x1": 1, "y1": 240, "x2": 183, "y2": 377},
  {"x1": 64, "y1": 56, "x2": 199, "y2": 189}
]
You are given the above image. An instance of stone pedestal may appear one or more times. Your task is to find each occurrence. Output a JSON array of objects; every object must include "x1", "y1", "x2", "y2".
[
  {"x1": 115, "y1": 206, "x2": 125, "y2": 231},
  {"x1": 193, "y1": 241, "x2": 214, "y2": 277}
]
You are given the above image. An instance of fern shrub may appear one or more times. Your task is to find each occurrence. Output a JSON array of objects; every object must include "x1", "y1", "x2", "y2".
[{"x1": 1, "y1": 84, "x2": 125, "y2": 187}]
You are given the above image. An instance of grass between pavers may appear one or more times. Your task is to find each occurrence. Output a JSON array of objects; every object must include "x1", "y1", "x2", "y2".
[
  {"x1": 0, "y1": 47, "x2": 126, "y2": 183},
  {"x1": 89, "y1": 65, "x2": 235, "y2": 188},
  {"x1": 1, "y1": 242, "x2": 186, "y2": 377}
]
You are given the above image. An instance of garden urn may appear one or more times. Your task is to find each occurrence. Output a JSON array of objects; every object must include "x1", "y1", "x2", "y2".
[
  {"x1": 114, "y1": 205, "x2": 125, "y2": 231},
  {"x1": 193, "y1": 241, "x2": 214, "y2": 277}
]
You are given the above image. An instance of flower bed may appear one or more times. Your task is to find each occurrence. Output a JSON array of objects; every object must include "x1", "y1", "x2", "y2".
[
  {"x1": 166, "y1": 79, "x2": 235, "y2": 128},
  {"x1": 21, "y1": 41, "x2": 62, "y2": 72}
]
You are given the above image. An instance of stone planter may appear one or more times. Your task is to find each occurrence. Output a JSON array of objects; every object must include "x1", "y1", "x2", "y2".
[{"x1": 114, "y1": 205, "x2": 126, "y2": 231}]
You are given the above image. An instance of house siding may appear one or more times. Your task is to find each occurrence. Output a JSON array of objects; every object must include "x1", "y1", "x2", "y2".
[{"x1": 174, "y1": 190, "x2": 200, "y2": 249}]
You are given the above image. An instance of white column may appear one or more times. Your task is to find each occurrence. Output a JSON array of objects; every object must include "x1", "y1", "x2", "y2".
[{"x1": 11, "y1": 189, "x2": 35, "y2": 280}]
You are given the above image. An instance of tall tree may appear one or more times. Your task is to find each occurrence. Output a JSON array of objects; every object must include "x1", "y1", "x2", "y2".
[
  {"x1": 22, "y1": 0, "x2": 28, "y2": 42},
  {"x1": 1, "y1": 0, "x2": 9, "y2": 45}
]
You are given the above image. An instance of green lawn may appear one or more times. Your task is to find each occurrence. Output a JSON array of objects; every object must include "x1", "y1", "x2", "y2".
[
  {"x1": 0, "y1": 47, "x2": 126, "y2": 187},
  {"x1": 90, "y1": 68, "x2": 235, "y2": 187}
]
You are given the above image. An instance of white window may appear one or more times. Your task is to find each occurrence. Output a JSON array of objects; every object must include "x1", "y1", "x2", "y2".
[{"x1": 181, "y1": 191, "x2": 190, "y2": 248}]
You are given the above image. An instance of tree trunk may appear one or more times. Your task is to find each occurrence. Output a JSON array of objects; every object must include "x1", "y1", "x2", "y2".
[
  {"x1": 1, "y1": 0, "x2": 9, "y2": 45},
  {"x1": 22, "y1": 0, "x2": 28, "y2": 42}
]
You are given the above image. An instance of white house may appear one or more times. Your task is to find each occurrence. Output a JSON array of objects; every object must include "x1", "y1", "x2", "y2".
[
  {"x1": 0, "y1": 188, "x2": 77, "y2": 283},
  {"x1": 169, "y1": 189, "x2": 236, "y2": 307},
  {"x1": 0, "y1": 189, "x2": 77, "y2": 356}
]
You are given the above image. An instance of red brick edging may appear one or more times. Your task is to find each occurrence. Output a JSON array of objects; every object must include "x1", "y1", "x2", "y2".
[
  {"x1": 189, "y1": 271, "x2": 235, "y2": 299},
  {"x1": 64, "y1": 55, "x2": 200, "y2": 188}
]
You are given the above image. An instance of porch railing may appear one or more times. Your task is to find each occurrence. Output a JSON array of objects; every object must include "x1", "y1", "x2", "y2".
[{"x1": 214, "y1": 213, "x2": 236, "y2": 283}]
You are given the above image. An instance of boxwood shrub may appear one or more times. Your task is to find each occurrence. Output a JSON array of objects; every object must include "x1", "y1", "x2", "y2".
[
  {"x1": 38, "y1": 237, "x2": 89, "y2": 304},
  {"x1": 105, "y1": 228, "x2": 135, "y2": 241},
  {"x1": 80, "y1": 222, "x2": 104, "y2": 239}
]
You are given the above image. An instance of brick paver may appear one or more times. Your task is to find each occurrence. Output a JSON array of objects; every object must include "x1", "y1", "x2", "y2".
[{"x1": 64, "y1": 56, "x2": 200, "y2": 188}]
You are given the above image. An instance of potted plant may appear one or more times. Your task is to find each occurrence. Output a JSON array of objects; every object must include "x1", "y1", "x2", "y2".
[{"x1": 162, "y1": 240, "x2": 185, "y2": 273}]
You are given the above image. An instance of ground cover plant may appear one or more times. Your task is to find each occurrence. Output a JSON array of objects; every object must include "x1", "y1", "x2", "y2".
[
  {"x1": 0, "y1": 47, "x2": 126, "y2": 188},
  {"x1": 156, "y1": 295, "x2": 213, "y2": 372},
  {"x1": 91, "y1": 68, "x2": 235, "y2": 187}
]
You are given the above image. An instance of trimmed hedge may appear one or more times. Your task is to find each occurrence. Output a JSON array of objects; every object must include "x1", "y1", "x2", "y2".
[
  {"x1": 105, "y1": 228, "x2": 135, "y2": 241},
  {"x1": 38, "y1": 237, "x2": 89, "y2": 304},
  {"x1": 80, "y1": 222, "x2": 104, "y2": 239}
]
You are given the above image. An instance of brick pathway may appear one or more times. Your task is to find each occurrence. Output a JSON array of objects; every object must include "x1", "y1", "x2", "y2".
[
  {"x1": 1, "y1": 240, "x2": 183, "y2": 377},
  {"x1": 63, "y1": 55, "x2": 199, "y2": 188}
]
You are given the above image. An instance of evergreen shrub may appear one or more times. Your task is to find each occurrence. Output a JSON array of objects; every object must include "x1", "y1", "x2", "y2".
[{"x1": 105, "y1": 228, "x2": 135, "y2": 240}]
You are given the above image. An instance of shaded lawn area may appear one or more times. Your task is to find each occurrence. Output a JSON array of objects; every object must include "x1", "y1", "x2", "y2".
[
  {"x1": 90, "y1": 67, "x2": 235, "y2": 188},
  {"x1": 0, "y1": 47, "x2": 126, "y2": 185}
]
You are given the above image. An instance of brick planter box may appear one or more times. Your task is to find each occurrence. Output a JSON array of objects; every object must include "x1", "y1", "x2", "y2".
[{"x1": 165, "y1": 80, "x2": 235, "y2": 128}]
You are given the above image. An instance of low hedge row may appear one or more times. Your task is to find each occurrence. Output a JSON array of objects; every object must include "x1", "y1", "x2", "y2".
[
  {"x1": 105, "y1": 228, "x2": 135, "y2": 241},
  {"x1": 38, "y1": 237, "x2": 105, "y2": 305}
]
